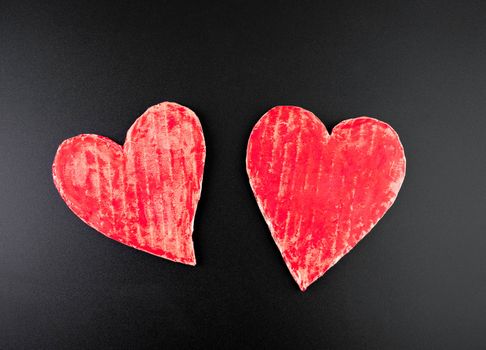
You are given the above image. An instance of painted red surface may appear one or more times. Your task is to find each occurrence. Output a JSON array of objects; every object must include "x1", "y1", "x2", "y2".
[
  {"x1": 247, "y1": 106, "x2": 406, "y2": 291},
  {"x1": 53, "y1": 102, "x2": 205, "y2": 265}
]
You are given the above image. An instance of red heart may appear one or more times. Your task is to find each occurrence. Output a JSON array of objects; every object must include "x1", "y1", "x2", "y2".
[
  {"x1": 246, "y1": 106, "x2": 406, "y2": 291},
  {"x1": 52, "y1": 102, "x2": 205, "y2": 265}
]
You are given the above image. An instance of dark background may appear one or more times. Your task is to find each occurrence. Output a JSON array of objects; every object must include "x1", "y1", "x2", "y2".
[{"x1": 1, "y1": 0, "x2": 485, "y2": 348}]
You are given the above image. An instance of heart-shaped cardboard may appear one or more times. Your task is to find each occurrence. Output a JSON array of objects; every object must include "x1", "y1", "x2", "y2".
[
  {"x1": 246, "y1": 106, "x2": 406, "y2": 290},
  {"x1": 53, "y1": 102, "x2": 205, "y2": 265}
]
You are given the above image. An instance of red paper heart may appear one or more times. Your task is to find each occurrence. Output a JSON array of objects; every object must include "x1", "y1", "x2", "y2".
[
  {"x1": 53, "y1": 102, "x2": 205, "y2": 265},
  {"x1": 247, "y1": 106, "x2": 406, "y2": 290}
]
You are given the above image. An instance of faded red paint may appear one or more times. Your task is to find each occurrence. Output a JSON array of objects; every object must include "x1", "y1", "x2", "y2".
[
  {"x1": 53, "y1": 102, "x2": 205, "y2": 265},
  {"x1": 246, "y1": 106, "x2": 406, "y2": 291}
]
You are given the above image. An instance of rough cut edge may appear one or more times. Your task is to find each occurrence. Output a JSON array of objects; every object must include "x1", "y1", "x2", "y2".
[
  {"x1": 52, "y1": 101, "x2": 205, "y2": 266},
  {"x1": 246, "y1": 106, "x2": 406, "y2": 292}
]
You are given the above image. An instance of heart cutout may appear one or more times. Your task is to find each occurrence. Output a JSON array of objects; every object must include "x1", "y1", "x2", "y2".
[
  {"x1": 53, "y1": 102, "x2": 205, "y2": 265},
  {"x1": 246, "y1": 106, "x2": 406, "y2": 290}
]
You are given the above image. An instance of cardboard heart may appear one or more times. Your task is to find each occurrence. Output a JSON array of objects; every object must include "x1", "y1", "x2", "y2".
[
  {"x1": 246, "y1": 106, "x2": 406, "y2": 290},
  {"x1": 53, "y1": 102, "x2": 205, "y2": 265}
]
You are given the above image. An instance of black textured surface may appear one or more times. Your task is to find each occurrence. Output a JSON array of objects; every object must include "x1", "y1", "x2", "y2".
[{"x1": 1, "y1": 1, "x2": 485, "y2": 348}]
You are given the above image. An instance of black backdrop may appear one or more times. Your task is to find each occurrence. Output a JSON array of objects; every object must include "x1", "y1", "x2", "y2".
[{"x1": 1, "y1": 1, "x2": 486, "y2": 349}]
